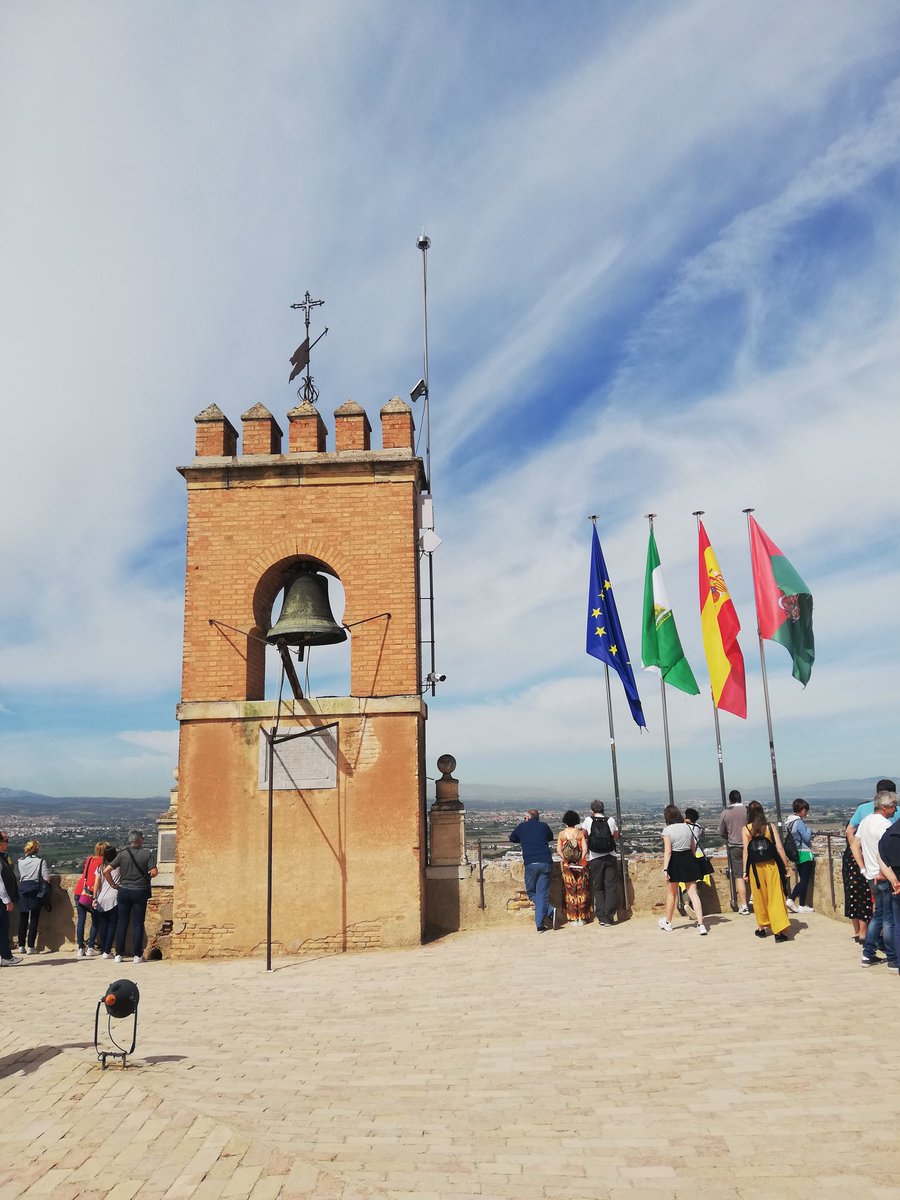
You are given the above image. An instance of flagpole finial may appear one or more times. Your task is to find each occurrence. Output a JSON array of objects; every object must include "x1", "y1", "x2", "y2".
[
  {"x1": 644, "y1": 513, "x2": 656, "y2": 527},
  {"x1": 692, "y1": 510, "x2": 704, "y2": 517},
  {"x1": 742, "y1": 507, "x2": 755, "y2": 514},
  {"x1": 588, "y1": 514, "x2": 598, "y2": 522}
]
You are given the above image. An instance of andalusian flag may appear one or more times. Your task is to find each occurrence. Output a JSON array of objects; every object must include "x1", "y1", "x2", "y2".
[
  {"x1": 586, "y1": 524, "x2": 646, "y2": 728},
  {"x1": 749, "y1": 516, "x2": 814, "y2": 686},
  {"x1": 698, "y1": 520, "x2": 746, "y2": 718},
  {"x1": 641, "y1": 527, "x2": 699, "y2": 695}
]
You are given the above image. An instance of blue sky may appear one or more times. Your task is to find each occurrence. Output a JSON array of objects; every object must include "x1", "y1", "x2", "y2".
[{"x1": 1, "y1": 1, "x2": 899, "y2": 799}]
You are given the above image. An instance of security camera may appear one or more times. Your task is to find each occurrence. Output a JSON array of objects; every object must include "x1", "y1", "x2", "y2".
[
  {"x1": 426, "y1": 672, "x2": 446, "y2": 684},
  {"x1": 416, "y1": 233, "x2": 431, "y2": 251}
]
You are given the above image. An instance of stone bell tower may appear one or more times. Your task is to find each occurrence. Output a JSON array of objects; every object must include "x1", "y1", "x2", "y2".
[{"x1": 171, "y1": 394, "x2": 427, "y2": 958}]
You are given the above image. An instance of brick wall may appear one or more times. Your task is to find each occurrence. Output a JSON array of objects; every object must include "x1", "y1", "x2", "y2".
[{"x1": 173, "y1": 396, "x2": 427, "y2": 959}]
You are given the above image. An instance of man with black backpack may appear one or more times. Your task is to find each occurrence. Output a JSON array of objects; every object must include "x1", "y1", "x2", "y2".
[
  {"x1": 103, "y1": 830, "x2": 158, "y2": 964},
  {"x1": 581, "y1": 800, "x2": 620, "y2": 927}
]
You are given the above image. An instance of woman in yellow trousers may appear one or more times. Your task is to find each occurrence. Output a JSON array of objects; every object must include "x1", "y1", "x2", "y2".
[{"x1": 742, "y1": 801, "x2": 792, "y2": 943}]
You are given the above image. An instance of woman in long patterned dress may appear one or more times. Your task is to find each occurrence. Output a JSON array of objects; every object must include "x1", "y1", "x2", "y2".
[{"x1": 557, "y1": 811, "x2": 590, "y2": 926}]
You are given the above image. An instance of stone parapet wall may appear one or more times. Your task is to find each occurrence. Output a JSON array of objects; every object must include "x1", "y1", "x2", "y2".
[
  {"x1": 9, "y1": 874, "x2": 174, "y2": 957},
  {"x1": 426, "y1": 850, "x2": 848, "y2": 934}
]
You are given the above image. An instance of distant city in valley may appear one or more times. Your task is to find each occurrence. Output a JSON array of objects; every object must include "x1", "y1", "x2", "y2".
[
  {"x1": 0, "y1": 788, "x2": 166, "y2": 873},
  {"x1": 2, "y1": 775, "x2": 889, "y2": 872}
]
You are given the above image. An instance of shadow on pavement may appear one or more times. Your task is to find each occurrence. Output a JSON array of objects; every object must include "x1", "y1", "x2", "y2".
[{"x1": 0, "y1": 1042, "x2": 93, "y2": 1079}]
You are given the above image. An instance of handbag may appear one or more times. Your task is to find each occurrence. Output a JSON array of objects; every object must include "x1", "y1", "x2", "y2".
[
  {"x1": 75, "y1": 856, "x2": 96, "y2": 906},
  {"x1": 560, "y1": 837, "x2": 582, "y2": 864}
]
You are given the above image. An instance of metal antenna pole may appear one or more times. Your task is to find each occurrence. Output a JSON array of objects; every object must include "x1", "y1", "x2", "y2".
[
  {"x1": 743, "y1": 507, "x2": 783, "y2": 827},
  {"x1": 417, "y1": 232, "x2": 431, "y2": 490},
  {"x1": 417, "y1": 231, "x2": 437, "y2": 697}
]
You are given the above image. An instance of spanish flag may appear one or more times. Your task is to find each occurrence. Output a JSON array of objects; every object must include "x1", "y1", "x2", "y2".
[{"x1": 698, "y1": 520, "x2": 746, "y2": 718}]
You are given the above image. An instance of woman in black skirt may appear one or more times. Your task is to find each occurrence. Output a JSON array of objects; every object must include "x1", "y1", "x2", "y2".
[
  {"x1": 659, "y1": 804, "x2": 710, "y2": 936},
  {"x1": 842, "y1": 826, "x2": 873, "y2": 944}
]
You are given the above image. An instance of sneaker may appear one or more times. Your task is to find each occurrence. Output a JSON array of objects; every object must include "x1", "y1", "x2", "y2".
[
  {"x1": 25, "y1": 946, "x2": 33, "y2": 955},
  {"x1": 101, "y1": 952, "x2": 112, "y2": 960},
  {"x1": 861, "y1": 955, "x2": 884, "y2": 967},
  {"x1": 697, "y1": 924, "x2": 708, "y2": 936},
  {"x1": 1, "y1": 956, "x2": 22, "y2": 966},
  {"x1": 798, "y1": 906, "x2": 815, "y2": 914},
  {"x1": 114, "y1": 954, "x2": 122, "y2": 963},
  {"x1": 132, "y1": 956, "x2": 142, "y2": 964},
  {"x1": 738, "y1": 905, "x2": 750, "y2": 915},
  {"x1": 774, "y1": 933, "x2": 789, "y2": 943},
  {"x1": 76, "y1": 947, "x2": 85, "y2": 958},
  {"x1": 85, "y1": 947, "x2": 96, "y2": 957},
  {"x1": 598, "y1": 920, "x2": 612, "y2": 927},
  {"x1": 754, "y1": 929, "x2": 768, "y2": 938},
  {"x1": 658, "y1": 918, "x2": 672, "y2": 932},
  {"x1": 785, "y1": 899, "x2": 799, "y2": 913}
]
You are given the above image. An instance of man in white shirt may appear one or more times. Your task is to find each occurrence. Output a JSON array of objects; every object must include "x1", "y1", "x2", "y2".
[
  {"x1": 581, "y1": 800, "x2": 620, "y2": 927},
  {"x1": 853, "y1": 791, "x2": 898, "y2": 968}
]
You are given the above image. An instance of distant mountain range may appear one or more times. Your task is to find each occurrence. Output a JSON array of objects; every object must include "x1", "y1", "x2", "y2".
[
  {"x1": 1, "y1": 775, "x2": 894, "y2": 818},
  {"x1": 454, "y1": 777, "x2": 896, "y2": 811},
  {"x1": 0, "y1": 788, "x2": 167, "y2": 820}
]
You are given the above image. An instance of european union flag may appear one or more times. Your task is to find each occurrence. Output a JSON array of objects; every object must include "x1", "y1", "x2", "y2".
[{"x1": 586, "y1": 524, "x2": 646, "y2": 728}]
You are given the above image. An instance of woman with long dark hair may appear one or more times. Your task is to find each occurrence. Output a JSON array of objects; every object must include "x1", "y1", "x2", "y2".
[
  {"x1": 659, "y1": 805, "x2": 708, "y2": 936},
  {"x1": 741, "y1": 801, "x2": 791, "y2": 942}
]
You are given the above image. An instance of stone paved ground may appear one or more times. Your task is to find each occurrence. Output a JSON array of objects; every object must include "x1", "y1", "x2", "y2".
[{"x1": 2, "y1": 912, "x2": 900, "y2": 1200}]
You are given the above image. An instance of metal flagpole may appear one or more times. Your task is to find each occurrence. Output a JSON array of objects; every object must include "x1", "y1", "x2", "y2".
[
  {"x1": 743, "y1": 507, "x2": 784, "y2": 828},
  {"x1": 603, "y1": 663, "x2": 627, "y2": 896},
  {"x1": 646, "y1": 515, "x2": 675, "y2": 806},
  {"x1": 694, "y1": 510, "x2": 735, "y2": 907},
  {"x1": 659, "y1": 678, "x2": 675, "y2": 805}
]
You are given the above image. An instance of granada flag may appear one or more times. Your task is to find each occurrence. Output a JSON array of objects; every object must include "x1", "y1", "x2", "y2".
[
  {"x1": 698, "y1": 520, "x2": 746, "y2": 718},
  {"x1": 748, "y1": 516, "x2": 815, "y2": 686}
]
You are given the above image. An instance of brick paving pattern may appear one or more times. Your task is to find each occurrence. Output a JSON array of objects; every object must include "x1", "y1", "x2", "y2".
[{"x1": 2, "y1": 914, "x2": 900, "y2": 1199}]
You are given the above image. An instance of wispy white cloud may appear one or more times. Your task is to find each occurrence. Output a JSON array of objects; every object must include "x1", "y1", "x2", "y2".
[{"x1": 1, "y1": 2, "x2": 899, "y2": 794}]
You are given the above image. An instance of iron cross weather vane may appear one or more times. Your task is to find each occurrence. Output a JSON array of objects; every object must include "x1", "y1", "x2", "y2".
[{"x1": 289, "y1": 291, "x2": 328, "y2": 405}]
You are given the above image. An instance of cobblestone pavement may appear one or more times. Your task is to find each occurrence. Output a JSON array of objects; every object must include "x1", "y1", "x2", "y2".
[{"x1": 2, "y1": 912, "x2": 900, "y2": 1200}]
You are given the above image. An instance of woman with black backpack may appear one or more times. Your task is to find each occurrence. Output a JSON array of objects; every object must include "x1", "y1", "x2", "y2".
[{"x1": 741, "y1": 801, "x2": 792, "y2": 942}]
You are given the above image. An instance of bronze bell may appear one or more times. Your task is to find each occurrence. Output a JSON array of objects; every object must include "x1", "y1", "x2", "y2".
[{"x1": 266, "y1": 567, "x2": 347, "y2": 649}]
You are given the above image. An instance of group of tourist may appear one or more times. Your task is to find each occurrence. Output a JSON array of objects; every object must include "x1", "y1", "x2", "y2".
[
  {"x1": 0, "y1": 829, "x2": 158, "y2": 967},
  {"x1": 510, "y1": 800, "x2": 621, "y2": 932},
  {"x1": 510, "y1": 779, "x2": 899, "y2": 961}
]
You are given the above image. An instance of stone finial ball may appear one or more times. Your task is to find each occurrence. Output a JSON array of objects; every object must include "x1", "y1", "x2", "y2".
[{"x1": 436, "y1": 754, "x2": 456, "y2": 776}]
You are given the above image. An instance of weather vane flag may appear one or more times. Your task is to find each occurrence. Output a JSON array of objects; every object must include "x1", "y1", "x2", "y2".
[
  {"x1": 748, "y1": 515, "x2": 814, "y2": 685},
  {"x1": 289, "y1": 291, "x2": 328, "y2": 404},
  {"x1": 586, "y1": 522, "x2": 646, "y2": 728},
  {"x1": 698, "y1": 519, "x2": 746, "y2": 718}
]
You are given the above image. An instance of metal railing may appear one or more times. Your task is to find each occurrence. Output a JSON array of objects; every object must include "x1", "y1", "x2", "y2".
[{"x1": 470, "y1": 832, "x2": 846, "y2": 914}]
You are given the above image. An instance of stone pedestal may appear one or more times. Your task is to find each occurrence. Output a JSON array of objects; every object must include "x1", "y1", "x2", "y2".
[
  {"x1": 428, "y1": 753, "x2": 466, "y2": 867},
  {"x1": 155, "y1": 781, "x2": 178, "y2": 890}
]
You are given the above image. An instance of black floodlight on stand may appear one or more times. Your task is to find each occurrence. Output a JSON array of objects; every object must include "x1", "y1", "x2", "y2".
[{"x1": 94, "y1": 978, "x2": 140, "y2": 1069}]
